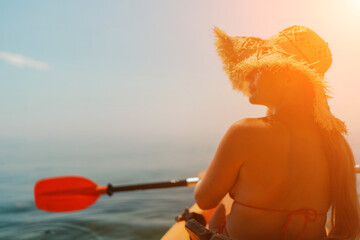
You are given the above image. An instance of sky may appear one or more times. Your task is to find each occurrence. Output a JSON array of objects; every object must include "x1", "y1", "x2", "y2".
[{"x1": 1, "y1": 0, "x2": 360, "y2": 155}]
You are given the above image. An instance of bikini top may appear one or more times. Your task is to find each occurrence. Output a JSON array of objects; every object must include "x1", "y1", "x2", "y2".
[{"x1": 234, "y1": 200, "x2": 326, "y2": 240}]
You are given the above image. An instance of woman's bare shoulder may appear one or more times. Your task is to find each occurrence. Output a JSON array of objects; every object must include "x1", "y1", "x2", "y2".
[
  {"x1": 230, "y1": 116, "x2": 288, "y2": 132},
  {"x1": 228, "y1": 117, "x2": 290, "y2": 144}
]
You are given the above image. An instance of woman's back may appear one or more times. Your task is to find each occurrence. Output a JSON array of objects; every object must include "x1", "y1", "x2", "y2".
[{"x1": 226, "y1": 116, "x2": 331, "y2": 240}]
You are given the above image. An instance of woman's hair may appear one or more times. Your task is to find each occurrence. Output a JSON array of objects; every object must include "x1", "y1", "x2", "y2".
[
  {"x1": 321, "y1": 130, "x2": 360, "y2": 239},
  {"x1": 269, "y1": 67, "x2": 360, "y2": 239}
]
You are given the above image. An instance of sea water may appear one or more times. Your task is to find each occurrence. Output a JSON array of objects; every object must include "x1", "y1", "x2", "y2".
[
  {"x1": 0, "y1": 138, "x2": 215, "y2": 240},
  {"x1": 1, "y1": 138, "x2": 360, "y2": 240}
]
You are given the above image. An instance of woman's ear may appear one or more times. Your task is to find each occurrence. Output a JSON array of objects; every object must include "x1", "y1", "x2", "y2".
[
  {"x1": 281, "y1": 71, "x2": 293, "y2": 89},
  {"x1": 286, "y1": 76, "x2": 295, "y2": 89},
  {"x1": 285, "y1": 69, "x2": 305, "y2": 88}
]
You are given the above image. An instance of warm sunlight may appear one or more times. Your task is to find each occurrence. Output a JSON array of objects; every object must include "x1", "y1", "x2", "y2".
[{"x1": 2, "y1": 1, "x2": 360, "y2": 240}]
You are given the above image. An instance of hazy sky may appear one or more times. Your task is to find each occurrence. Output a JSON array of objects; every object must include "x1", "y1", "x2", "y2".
[{"x1": 1, "y1": 0, "x2": 360, "y2": 154}]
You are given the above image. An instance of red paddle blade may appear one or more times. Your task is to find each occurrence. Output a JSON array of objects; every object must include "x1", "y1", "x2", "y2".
[{"x1": 34, "y1": 176, "x2": 101, "y2": 212}]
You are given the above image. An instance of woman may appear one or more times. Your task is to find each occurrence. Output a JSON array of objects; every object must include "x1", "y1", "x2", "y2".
[{"x1": 194, "y1": 25, "x2": 360, "y2": 240}]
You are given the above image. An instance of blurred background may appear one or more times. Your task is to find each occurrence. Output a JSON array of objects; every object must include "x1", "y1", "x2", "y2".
[{"x1": 1, "y1": 0, "x2": 359, "y2": 239}]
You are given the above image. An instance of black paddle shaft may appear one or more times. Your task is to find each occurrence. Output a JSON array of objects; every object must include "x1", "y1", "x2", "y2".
[{"x1": 106, "y1": 179, "x2": 189, "y2": 196}]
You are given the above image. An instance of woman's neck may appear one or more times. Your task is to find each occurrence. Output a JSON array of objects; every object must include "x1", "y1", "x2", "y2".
[{"x1": 268, "y1": 104, "x2": 316, "y2": 128}]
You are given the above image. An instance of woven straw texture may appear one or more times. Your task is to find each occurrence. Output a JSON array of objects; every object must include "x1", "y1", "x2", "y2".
[{"x1": 214, "y1": 25, "x2": 347, "y2": 133}]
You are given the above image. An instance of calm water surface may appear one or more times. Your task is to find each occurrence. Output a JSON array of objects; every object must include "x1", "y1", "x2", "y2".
[
  {"x1": 0, "y1": 138, "x2": 215, "y2": 240},
  {"x1": 1, "y1": 138, "x2": 359, "y2": 239}
]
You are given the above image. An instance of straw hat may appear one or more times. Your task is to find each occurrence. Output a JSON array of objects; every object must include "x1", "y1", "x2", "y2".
[{"x1": 214, "y1": 25, "x2": 347, "y2": 133}]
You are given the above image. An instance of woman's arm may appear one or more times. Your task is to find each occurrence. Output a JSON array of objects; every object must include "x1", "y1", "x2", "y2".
[{"x1": 194, "y1": 120, "x2": 250, "y2": 209}]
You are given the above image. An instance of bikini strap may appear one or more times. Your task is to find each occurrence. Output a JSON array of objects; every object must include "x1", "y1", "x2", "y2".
[
  {"x1": 235, "y1": 201, "x2": 325, "y2": 240},
  {"x1": 283, "y1": 208, "x2": 319, "y2": 240}
]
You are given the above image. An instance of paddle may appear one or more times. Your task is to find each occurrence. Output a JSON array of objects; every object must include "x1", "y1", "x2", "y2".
[
  {"x1": 34, "y1": 176, "x2": 199, "y2": 212},
  {"x1": 35, "y1": 165, "x2": 360, "y2": 212}
]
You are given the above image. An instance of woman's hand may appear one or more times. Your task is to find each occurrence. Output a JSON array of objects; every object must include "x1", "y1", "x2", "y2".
[{"x1": 197, "y1": 169, "x2": 207, "y2": 180}]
